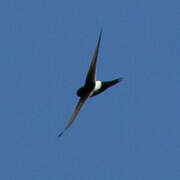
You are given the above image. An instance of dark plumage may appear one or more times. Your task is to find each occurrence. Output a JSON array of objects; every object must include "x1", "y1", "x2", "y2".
[
  {"x1": 58, "y1": 31, "x2": 123, "y2": 137},
  {"x1": 91, "y1": 78, "x2": 123, "y2": 97}
]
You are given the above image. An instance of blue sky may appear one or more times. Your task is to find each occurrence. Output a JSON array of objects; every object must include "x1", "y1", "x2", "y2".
[{"x1": 0, "y1": 0, "x2": 180, "y2": 179}]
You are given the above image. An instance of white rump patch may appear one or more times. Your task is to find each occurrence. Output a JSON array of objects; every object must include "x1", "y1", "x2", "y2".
[{"x1": 94, "y1": 80, "x2": 102, "y2": 91}]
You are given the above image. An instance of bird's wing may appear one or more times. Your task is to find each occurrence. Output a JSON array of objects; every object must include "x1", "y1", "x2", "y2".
[
  {"x1": 85, "y1": 30, "x2": 102, "y2": 86},
  {"x1": 58, "y1": 91, "x2": 93, "y2": 137}
]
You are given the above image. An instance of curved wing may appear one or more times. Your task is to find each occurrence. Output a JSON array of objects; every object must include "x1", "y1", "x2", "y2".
[
  {"x1": 58, "y1": 92, "x2": 93, "y2": 137},
  {"x1": 85, "y1": 30, "x2": 102, "y2": 86}
]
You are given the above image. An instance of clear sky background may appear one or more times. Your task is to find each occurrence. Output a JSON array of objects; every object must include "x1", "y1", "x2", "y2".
[{"x1": 0, "y1": 0, "x2": 180, "y2": 179}]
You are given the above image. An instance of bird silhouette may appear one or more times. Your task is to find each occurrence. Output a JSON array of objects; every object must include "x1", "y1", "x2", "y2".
[{"x1": 58, "y1": 30, "x2": 123, "y2": 137}]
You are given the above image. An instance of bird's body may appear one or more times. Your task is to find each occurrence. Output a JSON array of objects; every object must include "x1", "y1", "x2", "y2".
[
  {"x1": 77, "y1": 78, "x2": 122, "y2": 98},
  {"x1": 58, "y1": 30, "x2": 123, "y2": 137}
]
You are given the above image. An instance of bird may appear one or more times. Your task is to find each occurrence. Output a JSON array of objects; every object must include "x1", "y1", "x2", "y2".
[{"x1": 58, "y1": 30, "x2": 123, "y2": 137}]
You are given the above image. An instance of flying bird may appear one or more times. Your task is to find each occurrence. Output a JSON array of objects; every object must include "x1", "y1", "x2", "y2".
[{"x1": 58, "y1": 31, "x2": 123, "y2": 137}]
